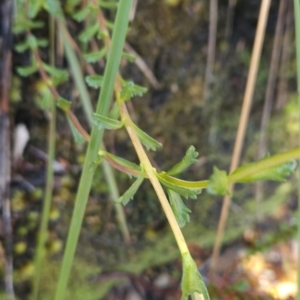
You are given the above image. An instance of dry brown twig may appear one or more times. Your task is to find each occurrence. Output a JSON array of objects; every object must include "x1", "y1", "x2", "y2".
[{"x1": 210, "y1": 0, "x2": 271, "y2": 274}]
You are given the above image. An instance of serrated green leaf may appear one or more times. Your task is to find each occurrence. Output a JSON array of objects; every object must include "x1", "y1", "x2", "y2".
[
  {"x1": 167, "y1": 190, "x2": 191, "y2": 228},
  {"x1": 67, "y1": 116, "x2": 86, "y2": 144},
  {"x1": 157, "y1": 172, "x2": 201, "y2": 199},
  {"x1": 57, "y1": 97, "x2": 71, "y2": 112},
  {"x1": 13, "y1": 19, "x2": 44, "y2": 34},
  {"x1": 78, "y1": 23, "x2": 99, "y2": 43},
  {"x1": 27, "y1": 34, "x2": 38, "y2": 50},
  {"x1": 43, "y1": 64, "x2": 69, "y2": 85},
  {"x1": 120, "y1": 80, "x2": 148, "y2": 101},
  {"x1": 115, "y1": 171, "x2": 144, "y2": 205},
  {"x1": 122, "y1": 51, "x2": 136, "y2": 62},
  {"x1": 45, "y1": 0, "x2": 61, "y2": 16},
  {"x1": 83, "y1": 48, "x2": 107, "y2": 63},
  {"x1": 230, "y1": 157, "x2": 297, "y2": 183},
  {"x1": 131, "y1": 122, "x2": 162, "y2": 151},
  {"x1": 15, "y1": 41, "x2": 30, "y2": 53},
  {"x1": 91, "y1": 113, "x2": 123, "y2": 130},
  {"x1": 207, "y1": 167, "x2": 230, "y2": 196},
  {"x1": 72, "y1": 6, "x2": 90, "y2": 21},
  {"x1": 17, "y1": 64, "x2": 38, "y2": 77},
  {"x1": 36, "y1": 38, "x2": 49, "y2": 48},
  {"x1": 27, "y1": 0, "x2": 44, "y2": 18},
  {"x1": 85, "y1": 75, "x2": 104, "y2": 88},
  {"x1": 167, "y1": 146, "x2": 199, "y2": 176},
  {"x1": 181, "y1": 253, "x2": 210, "y2": 300}
]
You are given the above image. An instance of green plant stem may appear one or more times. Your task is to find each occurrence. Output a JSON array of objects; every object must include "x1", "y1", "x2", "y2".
[
  {"x1": 56, "y1": 13, "x2": 130, "y2": 244},
  {"x1": 293, "y1": 0, "x2": 300, "y2": 299},
  {"x1": 32, "y1": 15, "x2": 56, "y2": 300},
  {"x1": 54, "y1": 1, "x2": 132, "y2": 299},
  {"x1": 102, "y1": 159, "x2": 131, "y2": 243},
  {"x1": 32, "y1": 100, "x2": 56, "y2": 300}
]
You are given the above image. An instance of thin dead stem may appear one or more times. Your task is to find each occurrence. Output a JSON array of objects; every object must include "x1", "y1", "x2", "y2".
[{"x1": 210, "y1": 0, "x2": 271, "y2": 274}]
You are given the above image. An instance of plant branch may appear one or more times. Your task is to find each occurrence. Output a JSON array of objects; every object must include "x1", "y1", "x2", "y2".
[
  {"x1": 210, "y1": 0, "x2": 271, "y2": 274},
  {"x1": 122, "y1": 107, "x2": 190, "y2": 255}
]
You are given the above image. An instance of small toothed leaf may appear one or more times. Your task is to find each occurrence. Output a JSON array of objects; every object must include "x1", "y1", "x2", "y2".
[
  {"x1": 167, "y1": 146, "x2": 199, "y2": 176},
  {"x1": 36, "y1": 38, "x2": 49, "y2": 48},
  {"x1": 181, "y1": 253, "x2": 210, "y2": 300},
  {"x1": 120, "y1": 80, "x2": 148, "y2": 101},
  {"x1": 115, "y1": 171, "x2": 144, "y2": 205},
  {"x1": 27, "y1": 34, "x2": 38, "y2": 50},
  {"x1": 27, "y1": 0, "x2": 44, "y2": 18},
  {"x1": 91, "y1": 113, "x2": 123, "y2": 130},
  {"x1": 131, "y1": 123, "x2": 162, "y2": 151},
  {"x1": 72, "y1": 6, "x2": 90, "y2": 21},
  {"x1": 167, "y1": 190, "x2": 191, "y2": 228},
  {"x1": 78, "y1": 23, "x2": 99, "y2": 43},
  {"x1": 45, "y1": 0, "x2": 62, "y2": 16},
  {"x1": 15, "y1": 41, "x2": 30, "y2": 53},
  {"x1": 17, "y1": 64, "x2": 38, "y2": 77},
  {"x1": 157, "y1": 172, "x2": 201, "y2": 199},
  {"x1": 43, "y1": 64, "x2": 69, "y2": 85},
  {"x1": 85, "y1": 75, "x2": 104, "y2": 88},
  {"x1": 13, "y1": 19, "x2": 44, "y2": 34},
  {"x1": 57, "y1": 97, "x2": 71, "y2": 112},
  {"x1": 67, "y1": 116, "x2": 86, "y2": 144},
  {"x1": 207, "y1": 167, "x2": 230, "y2": 196},
  {"x1": 83, "y1": 48, "x2": 107, "y2": 63}
]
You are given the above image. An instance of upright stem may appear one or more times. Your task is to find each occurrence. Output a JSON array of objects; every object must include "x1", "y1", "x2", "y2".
[
  {"x1": 210, "y1": 0, "x2": 271, "y2": 273},
  {"x1": 54, "y1": 1, "x2": 133, "y2": 299},
  {"x1": 32, "y1": 15, "x2": 56, "y2": 300}
]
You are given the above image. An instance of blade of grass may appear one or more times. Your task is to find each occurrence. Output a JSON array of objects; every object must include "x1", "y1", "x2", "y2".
[
  {"x1": 32, "y1": 15, "x2": 56, "y2": 300},
  {"x1": 293, "y1": 0, "x2": 300, "y2": 299},
  {"x1": 54, "y1": 1, "x2": 133, "y2": 299},
  {"x1": 57, "y1": 17, "x2": 130, "y2": 243},
  {"x1": 210, "y1": 0, "x2": 271, "y2": 274}
]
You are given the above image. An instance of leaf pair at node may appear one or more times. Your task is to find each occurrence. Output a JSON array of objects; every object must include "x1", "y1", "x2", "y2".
[
  {"x1": 15, "y1": 35, "x2": 48, "y2": 53},
  {"x1": 92, "y1": 113, "x2": 123, "y2": 130},
  {"x1": 159, "y1": 146, "x2": 202, "y2": 227},
  {"x1": 72, "y1": 1, "x2": 117, "y2": 22}
]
